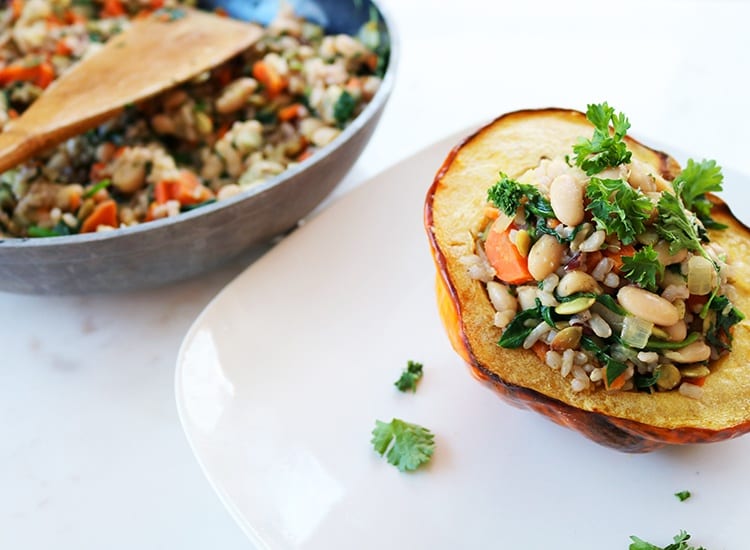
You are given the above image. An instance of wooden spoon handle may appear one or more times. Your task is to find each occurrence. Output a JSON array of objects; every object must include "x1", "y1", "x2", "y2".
[{"x1": 0, "y1": 8, "x2": 263, "y2": 174}]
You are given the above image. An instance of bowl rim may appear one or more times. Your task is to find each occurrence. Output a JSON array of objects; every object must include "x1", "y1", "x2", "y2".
[{"x1": 0, "y1": 0, "x2": 399, "y2": 250}]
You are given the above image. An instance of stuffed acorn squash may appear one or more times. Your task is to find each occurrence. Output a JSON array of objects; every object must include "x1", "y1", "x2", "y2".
[{"x1": 425, "y1": 105, "x2": 750, "y2": 452}]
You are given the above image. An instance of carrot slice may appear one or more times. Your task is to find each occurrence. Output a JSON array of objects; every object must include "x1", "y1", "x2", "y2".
[
  {"x1": 606, "y1": 369, "x2": 629, "y2": 391},
  {"x1": 81, "y1": 199, "x2": 117, "y2": 233},
  {"x1": 155, "y1": 171, "x2": 213, "y2": 206},
  {"x1": 531, "y1": 341, "x2": 548, "y2": 362},
  {"x1": 278, "y1": 103, "x2": 303, "y2": 122},
  {"x1": 484, "y1": 223, "x2": 533, "y2": 285},
  {"x1": 0, "y1": 62, "x2": 55, "y2": 89},
  {"x1": 55, "y1": 39, "x2": 74, "y2": 56},
  {"x1": 101, "y1": 0, "x2": 126, "y2": 17},
  {"x1": 606, "y1": 244, "x2": 635, "y2": 274},
  {"x1": 252, "y1": 61, "x2": 287, "y2": 98},
  {"x1": 11, "y1": 0, "x2": 24, "y2": 19}
]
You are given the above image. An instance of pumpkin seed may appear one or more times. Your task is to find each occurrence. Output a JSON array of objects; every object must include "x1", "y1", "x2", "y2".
[
  {"x1": 679, "y1": 365, "x2": 711, "y2": 378},
  {"x1": 555, "y1": 296, "x2": 595, "y2": 315},
  {"x1": 515, "y1": 229, "x2": 531, "y2": 257},
  {"x1": 656, "y1": 363, "x2": 681, "y2": 390},
  {"x1": 550, "y1": 326, "x2": 583, "y2": 351}
]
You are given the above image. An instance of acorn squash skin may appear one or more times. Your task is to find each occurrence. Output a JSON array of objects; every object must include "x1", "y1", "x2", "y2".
[{"x1": 425, "y1": 108, "x2": 750, "y2": 453}]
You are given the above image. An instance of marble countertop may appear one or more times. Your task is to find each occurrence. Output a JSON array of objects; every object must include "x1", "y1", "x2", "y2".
[{"x1": 3, "y1": 1, "x2": 749, "y2": 548}]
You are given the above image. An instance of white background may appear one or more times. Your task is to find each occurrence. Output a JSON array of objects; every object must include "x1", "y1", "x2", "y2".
[{"x1": 2, "y1": 0, "x2": 749, "y2": 548}]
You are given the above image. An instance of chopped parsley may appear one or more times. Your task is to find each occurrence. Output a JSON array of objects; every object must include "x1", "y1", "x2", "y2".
[
  {"x1": 629, "y1": 530, "x2": 706, "y2": 550},
  {"x1": 655, "y1": 191, "x2": 706, "y2": 255},
  {"x1": 705, "y1": 294, "x2": 745, "y2": 352},
  {"x1": 672, "y1": 159, "x2": 726, "y2": 230},
  {"x1": 83, "y1": 178, "x2": 111, "y2": 198},
  {"x1": 371, "y1": 418, "x2": 435, "y2": 472},
  {"x1": 675, "y1": 490, "x2": 692, "y2": 502},
  {"x1": 487, "y1": 173, "x2": 554, "y2": 220},
  {"x1": 585, "y1": 177, "x2": 652, "y2": 245},
  {"x1": 573, "y1": 102, "x2": 632, "y2": 175},
  {"x1": 580, "y1": 335, "x2": 628, "y2": 386},
  {"x1": 621, "y1": 245, "x2": 664, "y2": 292},
  {"x1": 333, "y1": 90, "x2": 357, "y2": 127},
  {"x1": 497, "y1": 299, "x2": 556, "y2": 348},
  {"x1": 394, "y1": 360, "x2": 424, "y2": 393}
]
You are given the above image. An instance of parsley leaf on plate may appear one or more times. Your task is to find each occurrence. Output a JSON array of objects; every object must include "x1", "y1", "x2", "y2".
[
  {"x1": 621, "y1": 245, "x2": 664, "y2": 292},
  {"x1": 672, "y1": 159, "x2": 726, "y2": 230},
  {"x1": 573, "y1": 102, "x2": 632, "y2": 175},
  {"x1": 394, "y1": 360, "x2": 424, "y2": 392},
  {"x1": 585, "y1": 177, "x2": 652, "y2": 245},
  {"x1": 675, "y1": 490, "x2": 692, "y2": 502},
  {"x1": 629, "y1": 530, "x2": 706, "y2": 550},
  {"x1": 371, "y1": 418, "x2": 435, "y2": 472},
  {"x1": 487, "y1": 173, "x2": 554, "y2": 220}
]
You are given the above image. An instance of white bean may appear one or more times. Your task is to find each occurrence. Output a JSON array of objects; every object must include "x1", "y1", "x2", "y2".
[
  {"x1": 527, "y1": 234, "x2": 565, "y2": 281},
  {"x1": 549, "y1": 174, "x2": 585, "y2": 226},
  {"x1": 487, "y1": 281, "x2": 517, "y2": 312},
  {"x1": 557, "y1": 270, "x2": 601, "y2": 297},
  {"x1": 579, "y1": 229, "x2": 606, "y2": 252},
  {"x1": 664, "y1": 341, "x2": 712, "y2": 363},
  {"x1": 216, "y1": 78, "x2": 258, "y2": 114},
  {"x1": 617, "y1": 286, "x2": 680, "y2": 326}
]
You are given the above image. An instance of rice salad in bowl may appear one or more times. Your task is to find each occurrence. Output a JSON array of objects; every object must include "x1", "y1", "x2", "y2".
[
  {"x1": 465, "y1": 103, "x2": 744, "y2": 400},
  {"x1": 0, "y1": 0, "x2": 387, "y2": 238}
]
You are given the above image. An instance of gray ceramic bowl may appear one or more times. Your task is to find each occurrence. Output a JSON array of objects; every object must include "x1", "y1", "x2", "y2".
[{"x1": 0, "y1": 0, "x2": 397, "y2": 294}]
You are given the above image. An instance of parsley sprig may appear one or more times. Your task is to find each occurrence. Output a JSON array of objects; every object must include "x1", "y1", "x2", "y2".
[
  {"x1": 655, "y1": 191, "x2": 706, "y2": 255},
  {"x1": 621, "y1": 245, "x2": 664, "y2": 292},
  {"x1": 629, "y1": 530, "x2": 706, "y2": 550},
  {"x1": 394, "y1": 360, "x2": 423, "y2": 392},
  {"x1": 672, "y1": 159, "x2": 726, "y2": 230},
  {"x1": 371, "y1": 418, "x2": 435, "y2": 472},
  {"x1": 585, "y1": 177, "x2": 652, "y2": 245},
  {"x1": 487, "y1": 173, "x2": 554, "y2": 220},
  {"x1": 573, "y1": 102, "x2": 632, "y2": 175}
]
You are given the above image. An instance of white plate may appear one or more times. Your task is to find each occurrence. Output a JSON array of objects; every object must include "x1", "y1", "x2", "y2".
[{"x1": 176, "y1": 129, "x2": 750, "y2": 550}]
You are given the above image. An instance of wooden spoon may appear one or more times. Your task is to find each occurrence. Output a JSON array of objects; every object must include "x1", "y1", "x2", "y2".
[{"x1": 0, "y1": 8, "x2": 263, "y2": 174}]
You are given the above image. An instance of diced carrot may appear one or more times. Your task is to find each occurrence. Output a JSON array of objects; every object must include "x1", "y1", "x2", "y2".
[
  {"x1": 252, "y1": 60, "x2": 287, "y2": 98},
  {"x1": 8, "y1": 109, "x2": 18, "y2": 119},
  {"x1": 81, "y1": 199, "x2": 117, "y2": 233},
  {"x1": 145, "y1": 202, "x2": 158, "y2": 222},
  {"x1": 45, "y1": 14, "x2": 64, "y2": 27},
  {"x1": 278, "y1": 103, "x2": 303, "y2": 122},
  {"x1": 484, "y1": 223, "x2": 533, "y2": 285},
  {"x1": 155, "y1": 171, "x2": 213, "y2": 206},
  {"x1": 113, "y1": 146, "x2": 127, "y2": 159},
  {"x1": 89, "y1": 162, "x2": 107, "y2": 182},
  {"x1": 64, "y1": 10, "x2": 86, "y2": 24},
  {"x1": 606, "y1": 244, "x2": 635, "y2": 273},
  {"x1": 12, "y1": 0, "x2": 24, "y2": 19},
  {"x1": 585, "y1": 250, "x2": 603, "y2": 272},
  {"x1": 296, "y1": 148, "x2": 313, "y2": 162},
  {"x1": 364, "y1": 52, "x2": 378, "y2": 72},
  {"x1": 606, "y1": 369, "x2": 628, "y2": 391},
  {"x1": 34, "y1": 62, "x2": 54, "y2": 88},
  {"x1": 691, "y1": 377, "x2": 707, "y2": 387},
  {"x1": 149, "y1": 0, "x2": 164, "y2": 8},
  {"x1": 215, "y1": 66, "x2": 233, "y2": 87},
  {"x1": 213, "y1": 7, "x2": 228, "y2": 16},
  {"x1": 0, "y1": 62, "x2": 55, "y2": 89},
  {"x1": 68, "y1": 191, "x2": 82, "y2": 213},
  {"x1": 531, "y1": 341, "x2": 548, "y2": 362},
  {"x1": 55, "y1": 39, "x2": 73, "y2": 56},
  {"x1": 484, "y1": 206, "x2": 500, "y2": 220},
  {"x1": 216, "y1": 120, "x2": 232, "y2": 139},
  {"x1": 547, "y1": 218, "x2": 561, "y2": 229},
  {"x1": 101, "y1": 0, "x2": 126, "y2": 17}
]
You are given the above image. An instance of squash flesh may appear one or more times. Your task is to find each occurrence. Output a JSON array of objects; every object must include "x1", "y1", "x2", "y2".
[{"x1": 426, "y1": 108, "x2": 750, "y2": 451}]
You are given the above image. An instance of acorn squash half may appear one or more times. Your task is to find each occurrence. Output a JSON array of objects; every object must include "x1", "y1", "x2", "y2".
[{"x1": 424, "y1": 108, "x2": 750, "y2": 453}]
